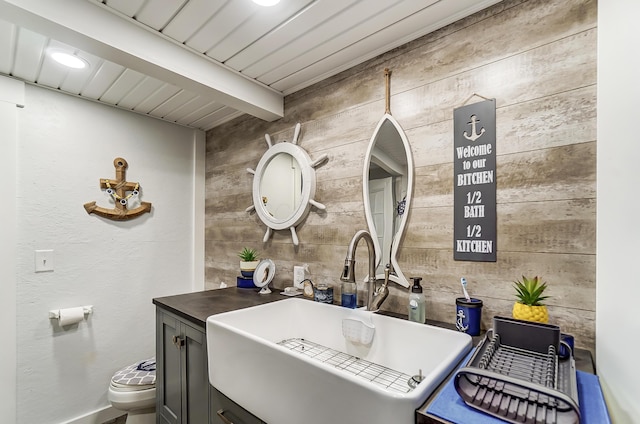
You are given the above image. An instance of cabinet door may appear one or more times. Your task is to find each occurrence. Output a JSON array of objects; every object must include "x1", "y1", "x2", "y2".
[
  {"x1": 157, "y1": 311, "x2": 182, "y2": 424},
  {"x1": 210, "y1": 387, "x2": 263, "y2": 424},
  {"x1": 183, "y1": 321, "x2": 210, "y2": 423}
]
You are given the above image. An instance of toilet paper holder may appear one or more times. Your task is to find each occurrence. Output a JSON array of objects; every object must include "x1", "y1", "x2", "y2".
[{"x1": 48, "y1": 305, "x2": 93, "y2": 320}]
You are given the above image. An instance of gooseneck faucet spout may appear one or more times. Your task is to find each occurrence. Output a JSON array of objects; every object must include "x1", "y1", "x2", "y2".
[
  {"x1": 370, "y1": 264, "x2": 391, "y2": 312},
  {"x1": 340, "y1": 230, "x2": 378, "y2": 310}
]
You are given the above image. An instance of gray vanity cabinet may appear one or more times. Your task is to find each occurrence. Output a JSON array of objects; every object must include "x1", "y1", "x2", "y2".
[
  {"x1": 156, "y1": 306, "x2": 265, "y2": 424},
  {"x1": 156, "y1": 308, "x2": 210, "y2": 424}
]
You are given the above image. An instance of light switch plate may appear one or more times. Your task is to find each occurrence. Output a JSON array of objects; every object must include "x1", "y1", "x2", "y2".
[{"x1": 35, "y1": 250, "x2": 54, "y2": 272}]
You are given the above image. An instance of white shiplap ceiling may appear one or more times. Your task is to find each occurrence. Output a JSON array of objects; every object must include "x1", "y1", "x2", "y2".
[{"x1": 0, "y1": 0, "x2": 502, "y2": 131}]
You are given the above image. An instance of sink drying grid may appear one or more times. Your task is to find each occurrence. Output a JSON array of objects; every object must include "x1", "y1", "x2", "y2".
[{"x1": 277, "y1": 338, "x2": 414, "y2": 394}]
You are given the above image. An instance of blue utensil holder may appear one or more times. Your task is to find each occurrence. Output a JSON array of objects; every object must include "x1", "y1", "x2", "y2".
[{"x1": 456, "y1": 297, "x2": 483, "y2": 336}]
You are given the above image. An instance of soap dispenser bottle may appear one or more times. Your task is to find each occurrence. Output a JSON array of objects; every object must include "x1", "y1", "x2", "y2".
[{"x1": 408, "y1": 277, "x2": 425, "y2": 323}]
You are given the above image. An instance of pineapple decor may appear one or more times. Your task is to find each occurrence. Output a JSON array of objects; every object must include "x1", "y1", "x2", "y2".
[{"x1": 512, "y1": 276, "x2": 550, "y2": 323}]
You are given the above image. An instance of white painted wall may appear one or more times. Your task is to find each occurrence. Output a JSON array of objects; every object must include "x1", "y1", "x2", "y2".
[
  {"x1": 14, "y1": 84, "x2": 203, "y2": 423},
  {"x1": 1, "y1": 2, "x2": 637, "y2": 422},
  {"x1": 0, "y1": 76, "x2": 23, "y2": 424},
  {"x1": 597, "y1": 1, "x2": 640, "y2": 423}
]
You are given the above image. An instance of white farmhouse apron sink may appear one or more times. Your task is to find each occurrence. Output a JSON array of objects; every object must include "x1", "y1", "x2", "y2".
[{"x1": 206, "y1": 298, "x2": 471, "y2": 424}]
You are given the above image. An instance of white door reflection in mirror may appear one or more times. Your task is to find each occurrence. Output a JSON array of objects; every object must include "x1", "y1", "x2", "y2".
[
  {"x1": 260, "y1": 153, "x2": 302, "y2": 220},
  {"x1": 363, "y1": 114, "x2": 413, "y2": 288},
  {"x1": 247, "y1": 123, "x2": 328, "y2": 246},
  {"x1": 369, "y1": 178, "x2": 393, "y2": 275}
]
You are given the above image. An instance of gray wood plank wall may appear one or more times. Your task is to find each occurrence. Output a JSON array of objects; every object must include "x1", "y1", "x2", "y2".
[{"x1": 206, "y1": 0, "x2": 597, "y2": 351}]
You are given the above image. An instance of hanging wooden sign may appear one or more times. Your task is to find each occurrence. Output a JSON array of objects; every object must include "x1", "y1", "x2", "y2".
[
  {"x1": 84, "y1": 157, "x2": 152, "y2": 221},
  {"x1": 453, "y1": 98, "x2": 496, "y2": 262}
]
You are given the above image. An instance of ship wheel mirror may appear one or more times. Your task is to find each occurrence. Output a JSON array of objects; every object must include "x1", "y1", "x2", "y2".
[{"x1": 246, "y1": 123, "x2": 328, "y2": 246}]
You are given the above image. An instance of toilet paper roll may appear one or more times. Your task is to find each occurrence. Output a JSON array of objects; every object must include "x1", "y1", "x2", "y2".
[{"x1": 58, "y1": 307, "x2": 85, "y2": 326}]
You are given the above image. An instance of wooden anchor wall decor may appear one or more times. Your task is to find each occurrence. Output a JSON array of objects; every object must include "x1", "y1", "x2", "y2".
[{"x1": 84, "y1": 157, "x2": 152, "y2": 221}]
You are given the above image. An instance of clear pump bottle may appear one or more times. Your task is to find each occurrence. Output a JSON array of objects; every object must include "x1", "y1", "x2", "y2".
[{"x1": 408, "y1": 277, "x2": 425, "y2": 323}]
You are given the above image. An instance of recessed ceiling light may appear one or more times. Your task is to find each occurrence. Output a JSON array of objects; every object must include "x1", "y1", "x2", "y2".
[
  {"x1": 49, "y1": 50, "x2": 88, "y2": 69},
  {"x1": 252, "y1": 0, "x2": 280, "y2": 6}
]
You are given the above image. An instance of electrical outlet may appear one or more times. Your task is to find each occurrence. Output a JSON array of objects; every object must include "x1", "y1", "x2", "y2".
[
  {"x1": 293, "y1": 266, "x2": 305, "y2": 288},
  {"x1": 35, "y1": 250, "x2": 54, "y2": 272}
]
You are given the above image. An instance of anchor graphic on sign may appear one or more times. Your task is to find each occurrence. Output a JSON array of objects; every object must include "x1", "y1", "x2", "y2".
[
  {"x1": 84, "y1": 157, "x2": 152, "y2": 221},
  {"x1": 463, "y1": 115, "x2": 485, "y2": 142}
]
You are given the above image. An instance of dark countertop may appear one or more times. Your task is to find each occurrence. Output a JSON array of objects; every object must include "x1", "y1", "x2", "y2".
[
  {"x1": 154, "y1": 287, "x2": 596, "y2": 424},
  {"x1": 152, "y1": 287, "x2": 284, "y2": 327}
]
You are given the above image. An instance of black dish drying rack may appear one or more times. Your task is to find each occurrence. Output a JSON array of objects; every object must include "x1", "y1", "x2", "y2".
[{"x1": 454, "y1": 316, "x2": 580, "y2": 424}]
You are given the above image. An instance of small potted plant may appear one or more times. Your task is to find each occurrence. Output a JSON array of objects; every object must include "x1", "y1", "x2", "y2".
[
  {"x1": 238, "y1": 247, "x2": 260, "y2": 277},
  {"x1": 512, "y1": 275, "x2": 550, "y2": 323}
]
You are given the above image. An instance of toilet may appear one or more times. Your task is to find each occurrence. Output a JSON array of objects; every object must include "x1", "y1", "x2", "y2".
[{"x1": 108, "y1": 357, "x2": 156, "y2": 424}]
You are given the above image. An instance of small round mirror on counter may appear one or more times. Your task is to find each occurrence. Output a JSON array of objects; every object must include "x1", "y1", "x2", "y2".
[{"x1": 253, "y1": 259, "x2": 275, "y2": 294}]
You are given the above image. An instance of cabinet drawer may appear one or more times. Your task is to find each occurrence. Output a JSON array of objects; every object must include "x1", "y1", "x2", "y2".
[{"x1": 211, "y1": 387, "x2": 263, "y2": 424}]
